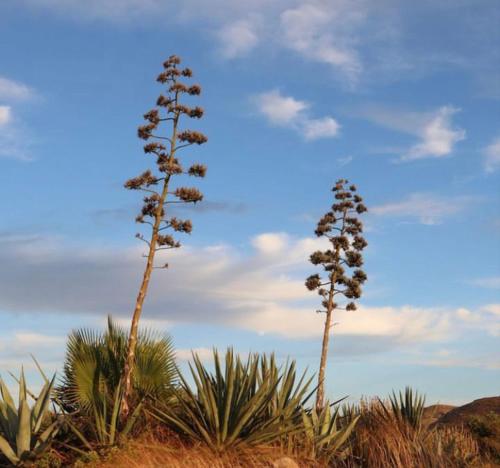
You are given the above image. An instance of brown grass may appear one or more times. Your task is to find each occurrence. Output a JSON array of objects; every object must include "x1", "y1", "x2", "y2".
[
  {"x1": 55, "y1": 400, "x2": 497, "y2": 467},
  {"x1": 88, "y1": 434, "x2": 316, "y2": 468},
  {"x1": 342, "y1": 399, "x2": 483, "y2": 468}
]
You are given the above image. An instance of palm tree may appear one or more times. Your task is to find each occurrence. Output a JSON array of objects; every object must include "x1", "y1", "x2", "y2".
[{"x1": 57, "y1": 316, "x2": 177, "y2": 412}]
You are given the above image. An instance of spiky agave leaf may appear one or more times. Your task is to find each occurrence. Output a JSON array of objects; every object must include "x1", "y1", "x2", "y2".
[
  {"x1": 0, "y1": 368, "x2": 60, "y2": 466},
  {"x1": 389, "y1": 386, "x2": 425, "y2": 431},
  {"x1": 301, "y1": 402, "x2": 359, "y2": 461},
  {"x1": 151, "y1": 349, "x2": 313, "y2": 452}
]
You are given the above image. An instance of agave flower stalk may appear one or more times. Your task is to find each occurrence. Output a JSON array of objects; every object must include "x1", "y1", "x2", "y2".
[
  {"x1": 305, "y1": 179, "x2": 367, "y2": 412},
  {"x1": 122, "y1": 55, "x2": 207, "y2": 416}
]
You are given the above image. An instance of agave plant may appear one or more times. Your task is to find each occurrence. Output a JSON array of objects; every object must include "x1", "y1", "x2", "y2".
[
  {"x1": 151, "y1": 349, "x2": 313, "y2": 451},
  {"x1": 386, "y1": 387, "x2": 425, "y2": 431},
  {"x1": 301, "y1": 402, "x2": 359, "y2": 461},
  {"x1": 0, "y1": 370, "x2": 60, "y2": 466},
  {"x1": 259, "y1": 354, "x2": 314, "y2": 423},
  {"x1": 57, "y1": 316, "x2": 176, "y2": 412}
]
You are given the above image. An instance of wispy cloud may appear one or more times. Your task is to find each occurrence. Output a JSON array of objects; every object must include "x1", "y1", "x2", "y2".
[
  {"x1": 18, "y1": 0, "x2": 499, "y2": 95},
  {"x1": 0, "y1": 110, "x2": 34, "y2": 161},
  {"x1": 253, "y1": 89, "x2": 340, "y2": 140},
  {"x1": 279, "y1": 2, "x2": 363, "y2": 85},
  {"x1": 0, "y1": 105, "x2": 11, "y2": 126},
  {"x1": 0, "y1": 231, "x2": 482, "y2": 347},
  {"x1": 404, "y1": 106, "x2": 465, "y2": 161},
  {"x1": 176, "y1": 347, "x2": 214, "y2": 362},
  {"x1": 0, "y1": 76, "x2": 37, "y2": 161},
  {"x1": 357, "y1": 105, "x2": 465, "y2": 161},
  {"x1": 470, "y1": 277, "x2": 500, "y2": 290},
  {"x1": 0, "y1": 76, "x2": 35, "y2": 102},
  {"x1": 217, "y1": 18, "x2": 259, "y2": 59},
  {"x1": 371, "y1": 193, "x2": 477, "y2": 225},
  {"x1": 483, "y1": 136, "x2": 500, "y2": 173}
]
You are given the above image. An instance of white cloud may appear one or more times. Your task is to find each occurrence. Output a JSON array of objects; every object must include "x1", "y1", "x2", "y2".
[
  {"x1": 0, "y1": 106, "x2": 12, "y2": 126},
  {"x1": 371, "y1": 192, "x2": 476, "y2": 225},
  {"x1": 0, "y1": 331, "x2": 65, "y2": 368},
  {"x1": 280, "y1": 2, "x2": 363, "y2": 84},
  {"x1": 0, "y1": 77, "x2": 37, "y2": 161},
  {"x1": 470, "y1": 277, "x2": 500, "y2": 289},
  {"x1": 416, "y1": 353, "x2": 500, "y2": 370},
  {"x1": 483, "y1": 136, "x2": 500, "y2": 173},
  {"x1": 304, "y1": 117, "x2": 341, "y2": 140},
  {"x1": 404, "y1": 106, "x2": 466, "y2": 160},
  {"x1": 251, "y1": 232, "x2": 289, "y2": 255},
  {"x1": 237, "y1": 304, "x2": 452, "y2": 341},
  {"x1": 217, "y1": 19, "x2": 259, "y2": 59},
  {"x1": 457, "y1": 304, "x2": 500, "y2": 338},
  {"x1": 254, "y1": 90, "x2": 309, "y2": 126},
  {"x1": 482, "y1": 304, "x2": 500, "y2": 316},
  {"x1": 0, "y1": 120, "x2": 33, "y2": 161},
  {"x1": 336, "y1": 155, "x2": 353, "y2": 167},
  {"x1": 254, "y1": 89, "x2": 340, "y2": 140},
  {"x1": 176, "y1": 347, "x2": 214, "y2": 362},
  {"x1": 0, "y1": 77, "x2": 35, "y2": 102},
  {"x1": 0, "y1": 231, "x2": 480, "y2": 348},
  {"x1": 358, "y1": 105, "x2": 465, "y2": 161}
]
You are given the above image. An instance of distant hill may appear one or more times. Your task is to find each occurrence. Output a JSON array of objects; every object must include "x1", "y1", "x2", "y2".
[
  {"x1": 423, "y1": 404, "x2": 455, "y2": 426},
  {"x1": 436, "y1": 397, "x2": 500, "y2": 426}
]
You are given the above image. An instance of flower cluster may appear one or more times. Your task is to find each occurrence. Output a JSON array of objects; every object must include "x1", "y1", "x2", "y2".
[
  {"x1": 124, "y1": 55, "x2": 208, "y2": 257},
  {"x1": 174, "y1": 187, "x2": 203, "y2": 203},
  {"x1": 305, "y1": 179, "x2": 368, "y2": 312}
]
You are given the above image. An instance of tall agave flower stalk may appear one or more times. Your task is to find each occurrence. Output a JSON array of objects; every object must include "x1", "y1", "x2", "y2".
[
  {"x1": 122, "y1": 55, "x2": 207, "y2": 416},
  {"x1": 305, "y1": 179, "x2": 367, "y2": 412}
]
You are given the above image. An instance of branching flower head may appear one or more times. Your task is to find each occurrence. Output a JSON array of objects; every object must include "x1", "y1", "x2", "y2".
[{"x1": 305, "y1": 179, "x2": 368, "y2": 312}]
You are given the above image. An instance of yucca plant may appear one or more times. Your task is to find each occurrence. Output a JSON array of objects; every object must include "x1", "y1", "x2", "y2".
[
  {"x1": 0, "y1": 370, "x2": 60, "y2": 466},
  {"x1": 57, "y1": 316, "x2": 176, "y2": 412},
  {"x1": 151, "y1": 349, "x2": 312, "y2": 452},
  {"x1": 383, "y1": 387, "x2": 425, "y2": 432},
  {"x1": 301, "y1": 402, "x2": 359, "y2": 461},
  {"x1": 259, "y1": 354, "x2": 314, "y2": 423}
]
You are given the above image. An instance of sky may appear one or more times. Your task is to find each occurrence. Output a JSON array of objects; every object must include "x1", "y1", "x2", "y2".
[{"x1": 0, "y1": 0, "x2": 499, "y2": 405}]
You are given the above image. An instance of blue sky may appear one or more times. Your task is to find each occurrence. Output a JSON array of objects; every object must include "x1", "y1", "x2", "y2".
[{"x1": 0, "y1": 0, "x2": 499, "y2": 404}]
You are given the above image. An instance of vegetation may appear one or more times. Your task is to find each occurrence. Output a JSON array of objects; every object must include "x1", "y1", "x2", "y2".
[
  {"x1": 150, "y1": 349, "x2": 313, "y2": 452},
  {"x1": 122, "y1": 55, "x2": 207, "y2": 415},
  {"x1": 0, "y1": 56, "x2": 495, "y2": 467},
  {"x1": 0, "y1": 347, "x2": 495, "y2": 466},
  {"x1": 305, "y1": 179, "x2": 368, "y2": 411},
  {"x1": 58, "y1": 317, "x2": 176, "y2": 412},
  {"x1": 381, "y1": 386, "x2": 426, "y2": 432},
  {"x1": 0, "y1": 371, "x2": 60, "y2": 466}
]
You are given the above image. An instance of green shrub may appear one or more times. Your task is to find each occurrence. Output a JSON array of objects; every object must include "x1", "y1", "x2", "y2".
[
  {"x1": 56, "y1": 317, "x2": 175, "y2": 449},
  {"x1": 57, "y1": 316, "x2": 176, "y2": 412}
]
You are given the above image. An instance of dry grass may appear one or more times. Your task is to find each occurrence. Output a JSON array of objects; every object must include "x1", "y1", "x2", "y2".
[
  {"x1": 343, "y1": 399, "x2": 483, "y2": 468},
  {"x1": 52, "y1": 400, "x2": 496, "y2": 467},
  {"x1": 88, "y1": 435, "x2": 316, "y2": 468}
]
